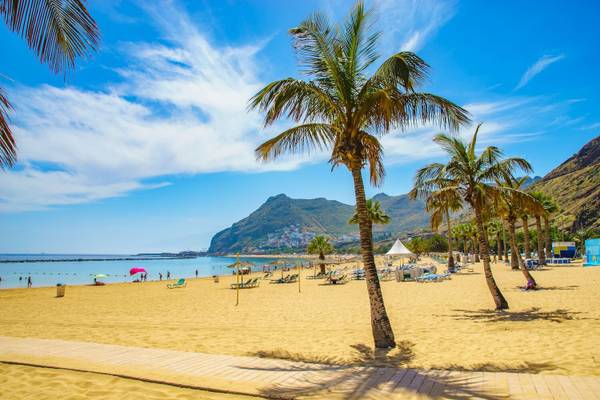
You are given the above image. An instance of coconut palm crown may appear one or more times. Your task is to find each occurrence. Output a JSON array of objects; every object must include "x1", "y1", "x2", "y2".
[
  {"x1": 249, "y1": 2, "x2": 469, "y2": 347},
  {"x1": 349, "y1": 199, "x2": 390, "y2": 225}
]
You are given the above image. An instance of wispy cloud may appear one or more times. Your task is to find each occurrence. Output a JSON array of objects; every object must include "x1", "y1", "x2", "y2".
[
  {"x1": 0, "y1": 1, "x2": 312, "y2": 212},
  {"x1": 373, "y1": 0, "x2": 457, "y2": 52},
  {"x1": 515, "y1": 54, "x2": 565, "y2": 90},
  {"x1": 582, "y1": 122, "x2": 600, "y2": 130}
]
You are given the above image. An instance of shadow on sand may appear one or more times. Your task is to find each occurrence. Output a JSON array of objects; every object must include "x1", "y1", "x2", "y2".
[
  {"x1": 245, "y1": 342, "x2": 508, "y2": 399},
  {"x1": 448, "y1": 307, "x2": 586, "y2": 323}
]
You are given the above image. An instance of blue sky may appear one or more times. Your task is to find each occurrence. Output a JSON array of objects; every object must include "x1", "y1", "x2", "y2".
[{"x1": 1, "y1": 0, "x2": 599, "y2": 253}]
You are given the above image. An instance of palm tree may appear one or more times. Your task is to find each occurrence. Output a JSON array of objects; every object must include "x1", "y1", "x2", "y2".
[
  {"x1": 497, "y1": 176, "x2": 544, "y2": 287},
  {"x1": 249, "y1": 2, "x2": 469, "y2": 348},
  {"x1": 465, "y1": 222, "x2": 479, "y2": 262},
  {"x1": 349, "y1": 199, "x2": 390, "y2": 225},
  {"x1": 542, "y1": 196, "x2": 559, "y2": 259},
  {"x1": 487, "y1": 219, "x2": 504, "y2": 261},
  {"x1": 530, "y1": 191, "x2": 547, "y2": 265},
  {"x1": 0, "y1": 0, "x2": 100, "y2": 168},
  {"x1": 413, "y1": 124, "x2": 532, "y2": 310},
  {"x1": 452, "y1": 223, "x2": 469, "y2": 259},
  {"x1": 307, "y1": 235, "x2": 333, "y2": 275},
  {"x1": 409, "y1": 169, "x2": 462, "y2": 271}
]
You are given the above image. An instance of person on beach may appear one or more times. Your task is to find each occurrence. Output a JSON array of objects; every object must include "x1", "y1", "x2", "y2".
[
  {"x1": 195, "y1": 269, "x2": 198, "y2": 278},
  {"x1": 167, "y1": 271, "x2": 171, "y2": 280},
  {"x1": 27, "y1": 276, "x2": 32, "y2": 288},
  {"x1": 159, "y1": 272, "x2": 163, "y2": 281}
]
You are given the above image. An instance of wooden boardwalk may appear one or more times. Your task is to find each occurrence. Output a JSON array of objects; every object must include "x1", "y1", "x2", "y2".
[{"x1": 0, "y1": 336, "x2": 598, "y2": 399}]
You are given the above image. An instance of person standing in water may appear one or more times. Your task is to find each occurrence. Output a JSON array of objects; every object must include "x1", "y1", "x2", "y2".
[
  {"x1": 159, "y1": 272, "x2": 163, "y2": 281},
  {"x1": 27, "y1": 276, "x2": 32, "y2": 288},
  {"x1": 195, "y1": 269, "x2": 198, "y2": 278},
  {"x1": 167, "y1": 271, "x2": 170, "y2": 280}
]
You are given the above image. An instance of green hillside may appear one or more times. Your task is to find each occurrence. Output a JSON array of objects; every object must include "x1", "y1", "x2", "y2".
[
  {"x1": 208, "y1": 193, "x2": 427, "y2": 253},
  {"x1": 529, "y1": 135, "x2": 600, "y2": 230}
]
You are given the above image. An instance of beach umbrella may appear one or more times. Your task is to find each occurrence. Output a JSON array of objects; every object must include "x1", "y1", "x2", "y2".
[
  {"x1": 270, "y1": 259, "x2": 292, "y2": 279},
  {"x1": 227, "y1": 255, "x2": 255, "y2": 306},
  {"x1": 129, "y1": 267, "x2": 146, "y2": 276}
]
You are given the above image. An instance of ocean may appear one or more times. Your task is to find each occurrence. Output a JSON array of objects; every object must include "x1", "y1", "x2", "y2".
[{"x1": 0, "y1": 254, "x2": 302, "y2": 289}]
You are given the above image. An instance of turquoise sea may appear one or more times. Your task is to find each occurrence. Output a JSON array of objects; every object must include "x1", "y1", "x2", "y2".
[{"x1": 0, "y1": 254, "x2": 301, "y2": 289}]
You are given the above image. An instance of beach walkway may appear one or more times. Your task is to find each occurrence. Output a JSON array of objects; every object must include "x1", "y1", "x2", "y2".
[{"x1": 0, "y1": 336, "x2": 597, "y2": 399}]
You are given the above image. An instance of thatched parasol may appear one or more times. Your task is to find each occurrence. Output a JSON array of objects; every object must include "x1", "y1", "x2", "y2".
[{"x1": 227, "y1": 255, "x2": 255, "y2": 306}]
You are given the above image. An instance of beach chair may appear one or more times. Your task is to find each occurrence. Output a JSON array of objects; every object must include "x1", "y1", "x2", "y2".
[
  {"x1": 167, "y1": 278, "x2": 186, "y2": 289},
  {"x1": 240, "y1": 278, "x2": 260, "y2": 289},
  {"x1": 270, "y1": 275, "x2": 290, "y2": 284},
  {"x1": 231, "y1": 278, "x2": 252, "y2": 289}
]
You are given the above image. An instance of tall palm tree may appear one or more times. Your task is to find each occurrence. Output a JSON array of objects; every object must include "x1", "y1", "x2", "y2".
[
  {"x1": 349, "y1": 199, "x2": 390, "y2": 225},
  {"x1": 530, "y1": 191, "x2": 547, "y2": 265},
  {"x1": 413, "y1": 124, "x2": 532, "y2": 310},
  {"x1": 0, "y1": 0, "x2": 100, "y2": 168},
  {"x1": 487, "y1": 219, "x2": 504, "y2": 261},
  {"x1": 307, "y1": 235, "x2": 333, "y2": 275},
  {"x1": 452, "y1": 223, "x2": 469, "y2": 256},
  {"x1": 497, "y1": 176, "x2": 544, "y2": 287},
  {"x1": 542, "y1": 195, "x2": 559, "y2": 259},
  {"x1": 249, "y1": 2, "x2": 469, "y2": 347},
  {"x1": 409, "y1": 169, "x2": 462, "y2": 271}
]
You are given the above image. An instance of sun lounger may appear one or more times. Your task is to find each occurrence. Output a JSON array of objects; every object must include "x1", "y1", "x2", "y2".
[
  {"x1": 239, "y1": 278, "x2": 260, "y2": 289},
  {"x1": 231, "y1": 278, "x2": 252, "y2": 289},
  {"x1": 167, "y1": 278, "x2": 186, "y2": 288},
  {"x1": 323, "y1": 273, "x2": 348, "y2": 285}
]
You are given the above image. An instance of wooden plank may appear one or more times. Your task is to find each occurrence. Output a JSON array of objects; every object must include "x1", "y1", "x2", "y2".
[{"x1": 557, "y1": 375, "x2": 584, "y2": 400}]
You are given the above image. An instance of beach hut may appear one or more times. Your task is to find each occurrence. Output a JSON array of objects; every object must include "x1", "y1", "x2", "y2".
[
  {"x1": 584, "y1": 238, "x2": 600, "y2": 267},
  {"x1": 551, "y1": 242, "x2": 576, "y2": 259},
  {"x1": 386, "y1": 238, "x2": 414, "y2": 266}
]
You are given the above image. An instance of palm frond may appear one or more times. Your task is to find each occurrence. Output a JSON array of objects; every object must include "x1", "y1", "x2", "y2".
[
  {"x1": 249, "y1": 78, "x2": 341, "y2": 126},
  {"x1": 1, "y1": 0, "x2": 100, "y2": 75},
  {"x1": 370, "y1": 51, "x2": 429, "y2": 90},
  {"x1": 255, "y1": 123, "x2": 335, "y2": 161},
  {"x1": 0, "y1": 87, "x2": 16, "y2": 168}
]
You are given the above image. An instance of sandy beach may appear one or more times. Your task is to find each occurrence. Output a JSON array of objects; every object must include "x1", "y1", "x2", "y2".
[{"x1": 1, "y1": 258, "x2": 599, "y2": 396}]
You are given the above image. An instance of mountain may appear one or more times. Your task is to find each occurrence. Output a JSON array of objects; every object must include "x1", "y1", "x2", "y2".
[
  {"x1": 208, "y1": 193, "x2": 427, "y2": 254},
  {"x1": 529, "y1": 135, "x2": 600, "y2": 230}
]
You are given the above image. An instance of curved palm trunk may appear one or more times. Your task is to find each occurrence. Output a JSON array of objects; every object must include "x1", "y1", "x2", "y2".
[
  {"x1": 509, "y1": 219, "x2": 536, "y2": 286},
  {"x1": 522, "y1": 216, "x2": 531, "y2": 260},
  {"x1": 474, "y1": 207, "x2": 508, "y2": 310},
  {"x1": 445, "y1": 209, "x2": 454, "y2": 271},
  {"x1": 351, "y1": 166, "x2": 395, "y2": 348},
  {"x1": 535, "y1": 216, "x2": 546, "y2": 265},
  {"x1": 544, "y1": 216, "x2": 552, "y2": 260},
  {"x1": 319, "y1": 252, "x2": 326, "y2": 274},
  {"x1": 507, "y1": 219, "x2": 520, "y2": 270}
]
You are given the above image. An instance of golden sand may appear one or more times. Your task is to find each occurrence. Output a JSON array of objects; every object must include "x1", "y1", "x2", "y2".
[
  {"x1": 0, "y1": 363, "x2": 255, "y2": 400},
  {"x1": 1, "y1": 258, "x2": 599, "y2": 379}
]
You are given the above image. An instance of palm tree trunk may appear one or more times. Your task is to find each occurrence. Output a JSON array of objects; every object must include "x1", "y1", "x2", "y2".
[
  {"x1": 544, "y1": 216, "x2": 552, "y2": 260},
  {"x1": 535, "y1": 216, "x2": 546, "y2": 265},
  {"x1": 508, "y1": 219, "x2": 520, "y2": 270},
  {"x1": 473, "y1": 239, "x2": 480, "y2": 262},
  {"x1": 474, "y1": 207, "x2": 509, "y2": 310},
  {"x1": 350, "y1": 166, "x2": 395, "y2": 348},
  {"x1": 510, "y1": 219, "x2": 536, "y2": 285},
  {"x1": 522, "y1": 216, "x2": 531, "y2": 259},
  {"x1": 497, "y1": 233, "x2": 502, "y2": 260},
  {"x1": 319, "y1": 252, "x2": 325, "y2": 274},
  {"x1": 445, "y1": 209, "x2": 454, "y2": 271},
  {"x1": 502, "y1": 225, "x2": 508, "y2": 261}
]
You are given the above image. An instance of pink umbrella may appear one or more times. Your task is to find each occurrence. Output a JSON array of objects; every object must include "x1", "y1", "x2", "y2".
[{"x1": 129, "y1": 267, "x2": 147, "y2": 276}]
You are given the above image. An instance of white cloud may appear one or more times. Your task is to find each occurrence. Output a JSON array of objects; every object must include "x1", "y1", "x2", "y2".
[
  {"x1": 515, "y1": 54, "x2": 565, "y2": 90},
  {"x1": 373, "y1": 0, "x2": 457, "y2": 52},
  {"x1": 1, "y1": 1, "x2": 314, "y2": 212}
]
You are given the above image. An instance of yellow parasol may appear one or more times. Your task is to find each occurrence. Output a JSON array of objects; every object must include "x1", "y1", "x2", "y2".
[{"x1": 227, "y1": 254, "x2": 255, "y2": 306}]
